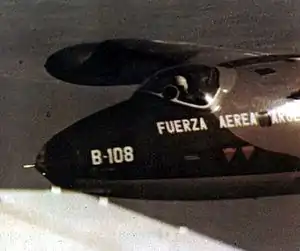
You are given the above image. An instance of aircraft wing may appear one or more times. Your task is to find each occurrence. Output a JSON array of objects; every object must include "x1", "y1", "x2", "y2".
[
  {"x1": 106, "y1": 38, "x2": 271, "y2": 63},
  {"x1": 0, "y1": 189, "x2": 241, "y2": 251},
  {"x1": 45, "y1": 39, "x2": 279, "y2": 87}
]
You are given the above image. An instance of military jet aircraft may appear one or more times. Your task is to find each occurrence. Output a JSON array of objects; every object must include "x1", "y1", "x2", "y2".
[{"x1": 34, "y1": 39, "x2": 300, "y2": 200}]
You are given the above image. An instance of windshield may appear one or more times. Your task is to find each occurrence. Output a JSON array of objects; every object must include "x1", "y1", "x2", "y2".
[{"x1": 139, "y1": 64, "x2": 220, "y2": 107}]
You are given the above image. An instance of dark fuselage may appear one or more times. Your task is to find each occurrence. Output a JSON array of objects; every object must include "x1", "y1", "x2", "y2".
[{"x1": 36, "y1": 92, "x2": 300, "y2": 200}]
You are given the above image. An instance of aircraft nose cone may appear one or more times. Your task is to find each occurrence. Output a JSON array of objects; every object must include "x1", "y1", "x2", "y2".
[
  {"x1": 35, "y1": 137, "x2": 78, "y2": 188},
  {"x1": 35, "y1": 145, "x2": 47, "y2": 176}
]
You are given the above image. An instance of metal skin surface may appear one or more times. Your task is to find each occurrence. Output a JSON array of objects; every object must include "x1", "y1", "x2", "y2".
[{"x1": 35, "y1": 39, "x2": 300, "y2": 200}]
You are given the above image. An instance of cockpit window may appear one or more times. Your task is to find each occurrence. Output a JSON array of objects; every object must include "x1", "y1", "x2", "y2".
[{"x1": 139, "y1": 64, "x2": 220, "y2": 108}]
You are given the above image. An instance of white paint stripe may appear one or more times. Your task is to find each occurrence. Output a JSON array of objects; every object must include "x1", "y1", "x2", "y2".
[
  {"x1": 243, "y1": 52, "x2": 261, "y2": 56},
  {"x1": 23, "y1": 164, "x2": 35, "y2": 169}
]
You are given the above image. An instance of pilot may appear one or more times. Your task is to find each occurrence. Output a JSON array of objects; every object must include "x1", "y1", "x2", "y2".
[
  {"x1": 175, "y1": 75, "x2": 189, "y2": 93},
  {"x1": 174, "y1": 74, "x2": 208, "y2": 106}
]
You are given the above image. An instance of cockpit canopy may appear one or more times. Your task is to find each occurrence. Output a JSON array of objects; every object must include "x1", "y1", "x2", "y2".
[{"x1": 138, "y1": 64, "x2": 220, "y2": 109}]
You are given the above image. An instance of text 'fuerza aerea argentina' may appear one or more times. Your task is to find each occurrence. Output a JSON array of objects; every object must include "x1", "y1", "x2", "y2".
[{"x1": 156, "y1": 111, "x2": 300, "y2": 135}]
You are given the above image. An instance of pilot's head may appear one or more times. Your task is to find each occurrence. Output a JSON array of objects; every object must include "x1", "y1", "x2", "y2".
[{"x1": 175, "y1": 75, "x2": 188, "y2": 92}]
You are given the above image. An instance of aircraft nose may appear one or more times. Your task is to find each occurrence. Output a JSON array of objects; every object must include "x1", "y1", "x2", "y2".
[
  {"x1": 35, "y1": 137, "x2": 77, "y2": 188},
  {"x1": 35, "y1": 145, "x2": 47, "y2": 176}
]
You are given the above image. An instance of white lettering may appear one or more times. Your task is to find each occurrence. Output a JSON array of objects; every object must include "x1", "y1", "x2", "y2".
[
  {"x1": 182, "y1": 119, "x2": 192, "y2": 132},
  {"x1": 220, "y1": 112, "x2": 258, "y2": 128},
  {"x1": 270, "y1": 112, "x2": 300, "y2": 124},
  {"x1": 200, "y1": 118, "x2": 208, "y2": 130},
  {"x1": 250, "y1": 112, "x2": 258, "y2": 125},
  {"x1": 158, "y1": 109, "x2": 300, "y2": 132},
  {"x1": 113, "y1": 147, "x2": 123, "y2": 163},
  {"x1": 124, "y1": 146, "x2": 134, "y2": 162},
  {"x1": 295, "y1": 115, "x2": 300, "y2": 122},
  {"x1": 219, "y1": 115, "x2": 227, "y2": 128},
  {"x1": 271, "y1": 112, "x2": 279, "y2": 124},
  {"x1": 156, "y1": 117, "x2": 207, "y2": 135},
  {"x1": 286, "y1": 115, "x2": 293, "y2": 122},
  {"x1": 166, "y1": 121, "x2": 175, "y2": 134},
  {"x1": 91, "y1": 150, "x2": 102, "y2": 165},
  {"x1": 278, "y1": 112, "x2": 286, "y2": 123},
  {"x1": 156, "y1": 122, "x2": 165, "y2": 135},
  {"x1": 225, "y1": 115, "x2": 234, "y2": 128},
  {"x1": 191, "y1": 118, "x2": 200, "y2": 131},
  {"x1": 107, "y1": 146, "x2": 135, "y2": 164},
  {"x1": 219, "y1": 111, "x2": 300, "y2": 129},
  {"x1": 233, "y1": 114, "x2": 242, "y2": 127},
  {"x1": 241, "y1": 113, "x2": 249, "y2": 126},
  {"x1": 174, "y1": 120, "x2": 183, "y2": 133}
]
